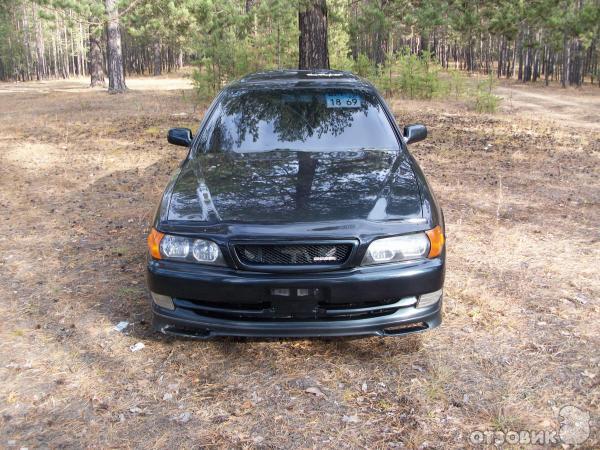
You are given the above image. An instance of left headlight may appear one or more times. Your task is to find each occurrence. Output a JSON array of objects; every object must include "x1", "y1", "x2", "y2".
[
  {"x1": 362, "y1": 233, "x2": 430, "y2": 265},
  {"x1": 361, "y1": 226, "x2": 445, "y2": 266},
  {"x1": 147, "y1": 228, "x2": 225, "y2": 266}
]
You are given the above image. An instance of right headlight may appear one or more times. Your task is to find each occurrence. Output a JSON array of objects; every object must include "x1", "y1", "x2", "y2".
[
  {"x1": 361, "y1": 227, "x2": 444, "y2": 266},
  {"x1": 147, "y1": 228, "x2": 226, "y2": 266}
]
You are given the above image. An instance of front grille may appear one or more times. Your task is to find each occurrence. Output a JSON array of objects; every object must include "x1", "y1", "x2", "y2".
[{"x1": 235, "y1": 243, "x2": 353, "y2": 266}]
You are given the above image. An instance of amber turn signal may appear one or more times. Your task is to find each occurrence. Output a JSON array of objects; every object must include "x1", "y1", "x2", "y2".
[
  {"x1": 147, "y1": 228, "x2": 164, "y2": 259},
  {"x1": 425, "y1": 225, "x2": 445, "y2": 258}
]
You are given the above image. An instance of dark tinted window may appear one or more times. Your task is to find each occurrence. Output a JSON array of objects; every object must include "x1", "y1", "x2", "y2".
[{"x1": 195, "y1": 88, "x2": 400, "y2": 154}]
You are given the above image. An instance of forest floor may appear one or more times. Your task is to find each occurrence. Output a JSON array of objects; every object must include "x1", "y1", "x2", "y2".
[{"x1": 0, "y1": 75, "x2": 598, "y2": 449}]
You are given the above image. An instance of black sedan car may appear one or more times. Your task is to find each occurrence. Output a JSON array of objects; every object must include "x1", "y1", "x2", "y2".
[{"x1": 146, "y1": 70, "x2": 445, "y2": 338}]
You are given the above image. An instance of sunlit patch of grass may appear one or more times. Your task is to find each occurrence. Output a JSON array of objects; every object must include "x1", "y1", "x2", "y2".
[
  {"x1": 100, "y1": 126, "x2": 119, "y2": 136},
  {"x1": 145, "y1": 126, "x2": 161, "y2": 135},
  {"x1": 424, "y1": 362, "x2": 452, "y2": 403},
  {"x1": 49, "y1": 286, "x2": 61, "y2": 296},
  {"x1": 489, "y1": 409, "x2": 522, "y2": 432},
  {"x1": 424, "y1": 380, "x2": 447, "y2": 402},
  {"x1": 377, "y1": 399, "x2": 395, "y2": 411},
  {"x1": 342, "y1": 389, "x2": 355, "y2": 403},
  {"x1": 117, "y1": 286, "x2": 143, "y2": 299},
  {"x1": 179, "y1": 122, "x2": 198, "y2": 131},
  {"x1": 467, "y1": 306, "x2": 483, "y2": 322},
  {"x1": 113, "y1": 246, "x2": 129, "y2": 256}
]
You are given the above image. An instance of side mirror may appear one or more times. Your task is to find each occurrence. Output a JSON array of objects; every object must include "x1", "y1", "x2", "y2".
[
  {"x1": 403, "y1": 124, "x2": 427, "y2": 145},
  {"x1": 167, "y1": 128, "x2": 193, "y2": 147}
]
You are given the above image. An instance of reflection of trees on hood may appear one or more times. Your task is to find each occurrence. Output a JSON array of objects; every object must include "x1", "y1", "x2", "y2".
[
  {"x1": 295, "y1": 152, "x2": 317, "y2": 211},
  {"x1": 169, "y1": 150, "x2": 422, "y2": 223},
  {"x1": 218, "y1": 90, "x2": 373, "y2": 149},
  {"x1": 200, "y1": 152, "x2": 405, "y2": 218}
]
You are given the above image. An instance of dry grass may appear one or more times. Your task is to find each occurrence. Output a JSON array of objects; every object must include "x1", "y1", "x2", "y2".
[{"x1": 0, "y1": 77, "x2": 598, "y2": 449}]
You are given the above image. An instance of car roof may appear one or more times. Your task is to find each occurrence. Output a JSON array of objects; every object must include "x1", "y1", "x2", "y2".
[{"x1": 225, "y1": 69, "x2": 376, "y2": 92}]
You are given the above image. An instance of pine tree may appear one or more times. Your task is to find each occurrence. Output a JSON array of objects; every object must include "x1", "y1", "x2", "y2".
[{"x1": 299, "y1": 0, "x2": 330, "y2": 70}]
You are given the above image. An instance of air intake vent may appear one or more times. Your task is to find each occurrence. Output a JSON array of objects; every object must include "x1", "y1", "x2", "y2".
[{"x1": 235, "y1": 243, "x2": 353, "y2": 266}]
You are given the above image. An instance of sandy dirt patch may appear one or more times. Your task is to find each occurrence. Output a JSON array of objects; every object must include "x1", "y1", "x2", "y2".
[{"x1": 496, "y1": 82, "x2": 600, "y2": 131}]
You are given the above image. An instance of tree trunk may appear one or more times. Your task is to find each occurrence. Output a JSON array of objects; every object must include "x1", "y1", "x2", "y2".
[
  {"x1": 51, "y1": 29, "x2": 58, "y2": 77},
  {"x1": 153, "y1": 40, "x2": 161, "y2": 76},
  {"x1": 21, "y1": 4, "x2": 32, "y2": 80},
  {"x1": 518, "y1": 43, "x2": 523, "y2": 80},
  {"x1": 104, "y1": 0, "x2": 127, "y2": 93},
  {"x1": 32, "y1": 3, "x2": 46, "y2": 80},
  {"x1": 349, "y1": 0, "x2": 359, "y2": 60},
  {"x1": 89, "y1": 23, "x2": 105, "y2": 87},
  {"x1": 277, "y1": 21, "x2": 281, "y2": 68},
  {"x1": 562, "y1": 32, "x2": 569, "y2": 88},
  {"x1": 54, "y1": 12, "x2": 65, "y2": 78},
  {"x1": 497, "y1": 37, "x2": 504, "y2": 78},
  {"x1": 71, "y1": 14, "x2": 80, "y2": 76},
  {"x1": 78, "y1": 22, "x2": 85, "y2": 77},
  {"x1": 510, "y1": 41, "x2": 516, "y2": 78},
  {"x1": 298, "y1": 0, "x2": 329, "y2": 70},
  {"x1": 246, "y1": 0, "x2": 259, "y2": 13},
  {"x1": 544, "y1": 46, "x2": 550, "y2": 86},
  {"x1": 420, "y1": 31, "x2": 429, "y2": 56},
  {"x1": 62, "y1": 18, "x2": 70, "y2": 77},
  {"x1": 373, "y1": 29, "x2": 387, "y2": 66}
]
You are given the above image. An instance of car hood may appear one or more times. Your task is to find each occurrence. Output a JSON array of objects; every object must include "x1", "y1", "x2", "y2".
[{"x1": 167, "y1": 150, "x2": 423, "y2": 224}]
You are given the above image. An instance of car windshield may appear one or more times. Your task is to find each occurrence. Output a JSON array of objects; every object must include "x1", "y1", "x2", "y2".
[{"x1": 194, "y1": 88, "x2": 400, "y2": 154}]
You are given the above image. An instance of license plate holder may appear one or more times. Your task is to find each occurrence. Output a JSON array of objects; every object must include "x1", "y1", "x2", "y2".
[{"x1": 269, "y1": 288, "x2": 322, "y2": 319}]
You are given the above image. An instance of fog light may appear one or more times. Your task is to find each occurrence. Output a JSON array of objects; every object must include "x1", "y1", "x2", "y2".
[
  {"x1": 151, "y1": 292, "x2": 174, "y2": 310},
  {"x1": 417, "y1": 289, "x2": 442, "y2": 308}
]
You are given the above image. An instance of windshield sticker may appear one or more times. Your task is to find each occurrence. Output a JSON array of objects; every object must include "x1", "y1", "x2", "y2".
[
  {"x1": 325, "y1": 93, "x2": 362, "y2": 108},
  {"x1": 282, "y1": 94, "x2": 313, "y2": 103}
]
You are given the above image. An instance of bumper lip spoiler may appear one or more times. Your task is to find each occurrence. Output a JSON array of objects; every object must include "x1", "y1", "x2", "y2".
[
  {"x1": 171, "y1": 296, "x2": 418, "y2": 319},
  {"x1": 151, "y1": 301, "x2": 442, "y2": 339}
]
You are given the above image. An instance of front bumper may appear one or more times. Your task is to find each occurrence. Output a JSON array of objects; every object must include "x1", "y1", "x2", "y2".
[{"x1": 146, "y1": 257, "x2": 444, "y2": 338}]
